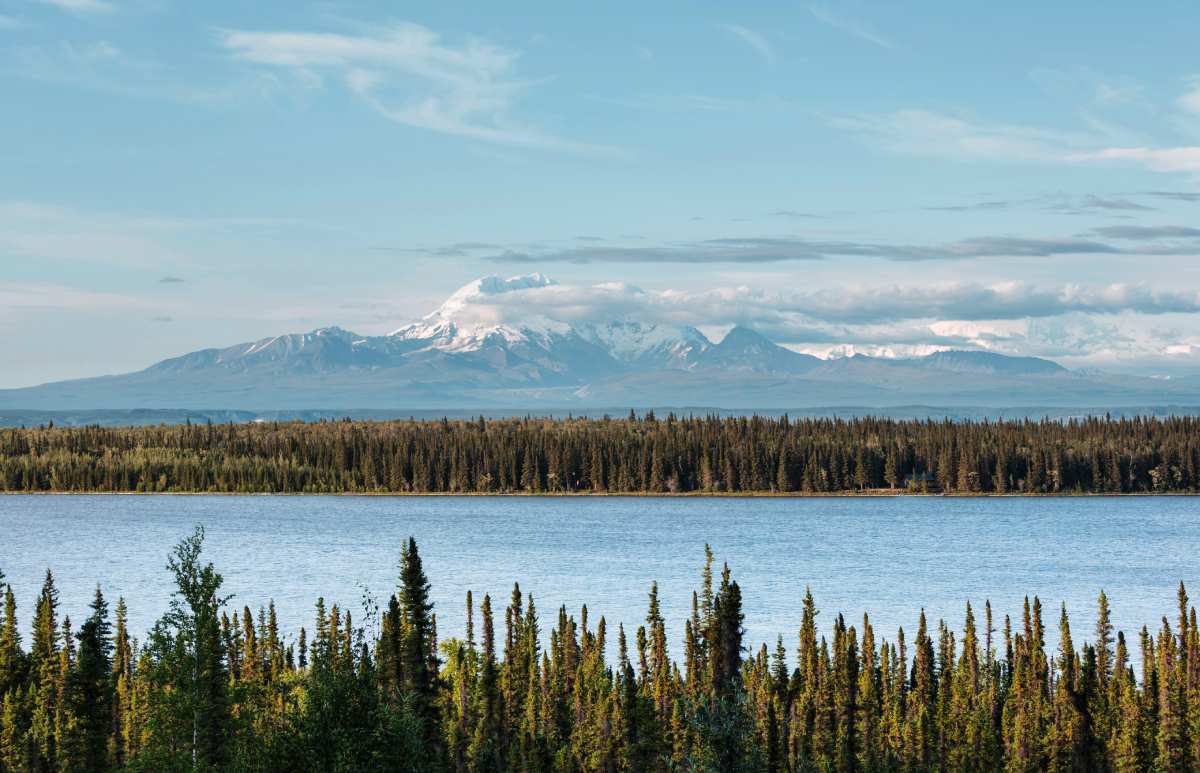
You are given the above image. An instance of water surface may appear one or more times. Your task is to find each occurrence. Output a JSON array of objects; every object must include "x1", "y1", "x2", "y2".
[{"x1": 1, "y1": 495, "x2": 1196, "y2": 657}]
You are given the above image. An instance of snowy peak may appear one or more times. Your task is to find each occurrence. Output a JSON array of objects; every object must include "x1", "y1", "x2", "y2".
[
  {"x1": 433, "y1": 272, "x2": 557, "y2": 319},
  {"x1": 9, "y1": 270, "x2": 1178, "y2": 413},
  {"x1": 388, "y1": 274, "x2": 712, "y2": 368},
  {"x1": 389, "y1": 273, "x2": 565, "y2": 346},
  {"x1": 578, "y1": 319, "x2": 711, "y2": 366}
]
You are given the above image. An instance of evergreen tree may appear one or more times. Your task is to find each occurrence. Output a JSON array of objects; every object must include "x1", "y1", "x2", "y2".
[
  {"x1": 68, "y1": 586, "x2": 114, "y2": 772},
  {"x1": 400, "y1": 537, "x2": 443, "y2": 767},
  {"x1": 29, "y1": 569, "x2": 60, "y2": 771}
]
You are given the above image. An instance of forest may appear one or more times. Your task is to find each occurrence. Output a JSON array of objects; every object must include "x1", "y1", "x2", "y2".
[
  {"x1": 2, "y1": 414, "x2": 1200, "y2": 495},
  {"x1": 0, "y1": 529, "x2": 1196, "y2": 771}
]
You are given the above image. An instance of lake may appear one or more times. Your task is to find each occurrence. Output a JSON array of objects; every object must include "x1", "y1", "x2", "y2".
[{"x1": 1, "y1": 495, "x2": 1196, "y2": 659}]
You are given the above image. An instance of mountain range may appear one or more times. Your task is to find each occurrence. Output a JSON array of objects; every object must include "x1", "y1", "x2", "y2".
[{"x1": 2, "y1": 273, "x2": 1196, "y2": 414}]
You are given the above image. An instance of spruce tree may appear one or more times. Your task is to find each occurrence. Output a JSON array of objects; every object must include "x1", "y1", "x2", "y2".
[
  {"x1": 29, "y1": 569, "x2": 60, "y2": 771},
  {"x1": 399, "y1": 537, "x2": 442, "y2": 767},
  {"x1": 69, "y1": 586, "x2": 114, "y2": 771},
  {"x1": 0, "y1": 578, "x2": 21, "y2": 700}
]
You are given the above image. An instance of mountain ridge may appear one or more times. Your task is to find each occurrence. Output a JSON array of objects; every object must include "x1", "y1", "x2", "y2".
[{"x1": 0, "y1": 274, "x2": 1190, "y2": 412}]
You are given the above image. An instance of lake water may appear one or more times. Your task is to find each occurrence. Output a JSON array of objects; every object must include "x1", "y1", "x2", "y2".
[{"x1": 1, "y1": 495, "x2": 1196, "y2": 660}]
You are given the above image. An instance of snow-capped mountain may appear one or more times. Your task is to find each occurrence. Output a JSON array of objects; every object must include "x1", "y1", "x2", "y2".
[
  {"x1": 0, "y1": 273, "x2": 1193, "y2": 413},
  {"x1": 388, "y1": 273, "x2": 714, "y2": 372},
  {"x1": 390, "y1": 273, "x2": 570, "y2": 349}
]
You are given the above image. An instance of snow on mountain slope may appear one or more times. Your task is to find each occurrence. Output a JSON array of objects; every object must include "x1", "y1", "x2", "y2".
[
  {"x1": 2, "y1": 272, "x2": 1167, "y2": 413},
  {"x1": 389, "y1": 274, "x2": 710, "y2": 368},
  {"x1": 577, "y1": 319, "x2": 711, "y2": 367},
  {"x1": 391, "y1": 273, "x2": 571, "y2": 349}
]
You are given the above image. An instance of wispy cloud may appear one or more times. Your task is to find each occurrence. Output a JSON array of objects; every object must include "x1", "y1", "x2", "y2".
[
  {"x1": 1144, "y1": 190, "x2": 1200, "y2": 202},
  {"x1": 221, "y1": 22, "x2": 620, "y2": 155},
  {"x1": 1091, "y1": 225, "x2": 1200, "y2": 240},
  {"x1": 925, "y1": 200, "x2": 1016, "y2": 213},
  {"x1": 1069, "y1": 146, "x2": 1200, "y2": 174},
  {"x1": 1035, "y1": 194, "x2": 1158, "y2": 216},
  {"x1": 768, "y1": 209, "x2": 823, "y2": 219},
  {"x1": 925, "y1": 194, "x2": 1155, "y2": 215},
  {"x1": 372, "y1": 240, "x2": 506, "y2": 258},
  {"x1": 808, "y1": 4, "x2": 894, "y2": 49},
  {"x1": 32, "y1": 0, "x2": 114, "y2": 13},
  {"x1": 833, "y1": 107, "x2": 1200, "y2": 179},
  {"x1": 1075, "y1": 195, "x2": 1155, "y2": 212},
  {"x1": 718, "y1": 24, "x2": 773, "y2": 62},
  {"x1": 0, "y1": 14, "x2": 25, "y2": 29},
  {"x1": 484, "y1": 234, "x2": 1123, "y2": 265},
  {"x1": 831, "y1": 109, "x2": 1098, "y2": 163}
]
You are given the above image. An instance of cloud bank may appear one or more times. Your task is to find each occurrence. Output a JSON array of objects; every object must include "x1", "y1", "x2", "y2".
[{"x1": 407, "y1": 276, "x2": 1200, "y2": 369}]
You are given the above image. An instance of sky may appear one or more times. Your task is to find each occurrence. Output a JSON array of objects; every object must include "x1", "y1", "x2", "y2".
[{"x1": 4, "y1": 0, "x2": 1200, "y2": 387}]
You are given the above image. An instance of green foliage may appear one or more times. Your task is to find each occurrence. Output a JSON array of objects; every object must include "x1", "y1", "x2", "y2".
[
  {"x1": 4, "y1": 414, "x2": 1200, "y2": 494},
  {"x1": 0, "y1": 531, "x2": 1197, "y2": 771}
]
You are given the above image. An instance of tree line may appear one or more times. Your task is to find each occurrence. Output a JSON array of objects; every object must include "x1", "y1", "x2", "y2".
[
  {"x1": 2, "y1": 414, "x2": 1199, "y2": 494},
  {"x1": 1, "y1": 530, "x2": 1198, "y2": 771}
]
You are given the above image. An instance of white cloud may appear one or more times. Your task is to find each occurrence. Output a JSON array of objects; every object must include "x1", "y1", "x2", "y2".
[
  {"x1": 835, "y1": 106, "x2": 1200, "y2": 178},
  {"x1": 401, "y1": 276, "x2": 1200, "y2": 369},
  {"x1": 808, "y1": 4, "x2": 894, "y2": 49},
  {"x1": 1069, "y1": 146, "x2": 1200, "y2": 174},
  {"x1": 424, "y1": 276, "x2": 1200, "y2": 335},
  {"x1": 221, "y1": 22, "x2": 619, "y2": 155},
  {"x1": 718, "y1": 24, "x2": 773, "y2": 62},
  {"x1": 831, "y1": 109, "x2": 1100, "y2": 163}
]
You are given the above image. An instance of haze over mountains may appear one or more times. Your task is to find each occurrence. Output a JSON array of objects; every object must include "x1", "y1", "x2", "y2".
[{"x1": 2, "y1": 274, "x2": 1196, "y2": 418}]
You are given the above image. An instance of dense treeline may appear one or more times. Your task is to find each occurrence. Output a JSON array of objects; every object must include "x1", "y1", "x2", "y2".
[
  {"x1": 2, "y1": 414, "x2": 1200, "y2": 495},
  {"x1": 0, "y1": 531, "x2": 1198, "y2": 771}
]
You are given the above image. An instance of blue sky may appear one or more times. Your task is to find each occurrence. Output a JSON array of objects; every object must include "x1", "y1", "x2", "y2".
[{"x1": 4, "y1": 0, "x2": 1200, "y2": 386}]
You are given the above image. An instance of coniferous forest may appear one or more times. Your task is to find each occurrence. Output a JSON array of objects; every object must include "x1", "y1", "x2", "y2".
[
  {"x1": 3, "y1": 414, "x2": 1200, "y2": 494},
  {"x1": 0, "y1": 529, "x2": 1197, "y2": 771}
]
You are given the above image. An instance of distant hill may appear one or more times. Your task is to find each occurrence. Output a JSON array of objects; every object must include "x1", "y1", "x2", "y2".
[{"x1": 1, "y1": 274, "x2": 1194, "y2": 414}]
